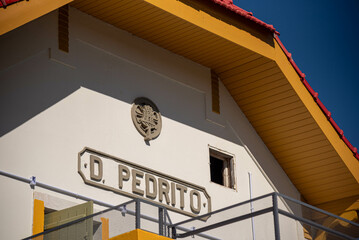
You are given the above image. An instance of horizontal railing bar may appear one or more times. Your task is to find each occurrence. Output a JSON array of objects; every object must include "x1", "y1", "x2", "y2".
[
  {"x1": 136, "y1": 196, "x2": 170, "y2": 209},
  {"x1": 176, "y1": 225, "x2": 222, "y2": 240},
  {"x1": 172, "y1": 192, "x2": 274, "y2": 227},
  {"x1": 177, "y1": 207, "x2": 274, "y2": 239},
  {"x1": 0, "y1": 169, "x2": 118, "y2": 209},
  {"x1": 276, "y1": 193, "x2": 359, "y2": 228},
  {"x1": 278, "y1": 209, "x2": 355, "y2": 240}
]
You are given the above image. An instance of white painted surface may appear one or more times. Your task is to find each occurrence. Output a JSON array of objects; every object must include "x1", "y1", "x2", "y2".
[
  {"x1": 0, "y1": 7, "x2": 302, "y2": 239},
  {"x1": 0, "y1": 176, "x2": 33, "y2": 239}
]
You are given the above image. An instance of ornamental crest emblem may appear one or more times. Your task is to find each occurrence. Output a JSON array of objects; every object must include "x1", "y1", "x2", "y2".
[{"x1": 131, "y1": 97, "x2": 162, "y2": 141}]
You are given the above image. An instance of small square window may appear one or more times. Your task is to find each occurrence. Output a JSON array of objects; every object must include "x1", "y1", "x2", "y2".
[{"x1": 209, "y1": 149, "x2": 235, "y2": 189}]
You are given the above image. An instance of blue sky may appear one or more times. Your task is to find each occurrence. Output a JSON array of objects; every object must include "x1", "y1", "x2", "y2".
[{"x1": 233, "y1": 0, "x2": 359, "y2": 150}]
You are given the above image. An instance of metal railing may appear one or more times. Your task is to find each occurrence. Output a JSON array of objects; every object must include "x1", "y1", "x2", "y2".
[
  {"x1": 170, "y1": 192, "x2": 359, "y2": 240},
  {"x1": 6, "y1": 166, "x2": 357, "y2": 240},
  {"x1": 23, "y1": 192, "x2": 359, "y2": 240},
  {"x1": 0, "y1": 170, "x2": 221, "y2": 240}
]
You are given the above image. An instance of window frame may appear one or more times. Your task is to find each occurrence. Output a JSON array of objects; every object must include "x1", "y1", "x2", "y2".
[{"x1": 209, "y1": 147, "x2": 236, "y2": 190}]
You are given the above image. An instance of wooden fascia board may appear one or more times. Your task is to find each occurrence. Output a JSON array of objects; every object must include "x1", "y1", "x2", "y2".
[
  {"x1": 142, "y1": 0, "x2": 275, "y2": 60},
  {"x1": 273, "y1": 39, "x2": 359, "y2": 184},
  {"x1": 0, "y1": 0, "x2": 73, "y2": 35}
]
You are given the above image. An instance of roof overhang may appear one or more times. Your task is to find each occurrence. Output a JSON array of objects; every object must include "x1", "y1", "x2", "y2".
[
  {"x1": 1, "y1": 0, "x2": 358, "y2": 215},
  {"x1": 0, "y1": 0, "x2": 73, "y2": 35}
]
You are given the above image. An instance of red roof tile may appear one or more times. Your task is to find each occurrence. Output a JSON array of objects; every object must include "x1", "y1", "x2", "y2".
[
  {"x1": 0, "y1": 0, "x2": 23, "y2": 8},
  {"x1": 208, "y1": 0, "x2": 280, "y2": 35}
]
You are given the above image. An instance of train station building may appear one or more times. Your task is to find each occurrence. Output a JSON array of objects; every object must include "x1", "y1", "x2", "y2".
[{"x1": 1, "y1": 0, "x2": 358, "y2": 239}]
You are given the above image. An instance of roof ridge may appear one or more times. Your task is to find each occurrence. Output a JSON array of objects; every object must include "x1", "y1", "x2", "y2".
[{"x1": 208, "y1": 0, "x2": 280, "y2": 35}]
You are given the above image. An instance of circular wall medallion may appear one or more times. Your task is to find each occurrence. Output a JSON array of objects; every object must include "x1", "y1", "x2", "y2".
[{"x1": 131, "y1": 97, "x2": 162, "y2": 141}]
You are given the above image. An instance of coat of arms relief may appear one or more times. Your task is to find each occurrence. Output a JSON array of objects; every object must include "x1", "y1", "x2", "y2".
[{"x1": 131, "y1": 97, "x2": 162, "y2": 141}]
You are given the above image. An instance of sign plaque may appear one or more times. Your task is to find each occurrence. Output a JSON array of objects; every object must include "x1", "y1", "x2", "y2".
[{"x1": 78, "y1": 147, "x2": 212, "y2": 218}]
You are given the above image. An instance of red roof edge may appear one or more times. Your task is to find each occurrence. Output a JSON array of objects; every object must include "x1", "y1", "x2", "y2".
[
  {"x1": 0, "y1": 0, "x2": 24, "y2": 8},
  {"x1": 274, "y1": 34, "x2": 359, "y2": 160},
  {"x1": 208, "y1": 0, "x2": 280, "y2": 35}
]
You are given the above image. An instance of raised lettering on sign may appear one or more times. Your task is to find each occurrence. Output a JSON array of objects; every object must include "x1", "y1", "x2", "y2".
[{"x1": 78, "y1": 147, "x2": 211, "y2": 219}]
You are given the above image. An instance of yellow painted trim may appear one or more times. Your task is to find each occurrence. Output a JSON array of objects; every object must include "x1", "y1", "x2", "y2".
[
  {"x1": 340, "y1": 200, "x2": 359, "y2": 222},
  {"x1": 33, "y1": 199, "x2": 44, "y2": 240},
  {"x1": 101, "y1": 217, "x2": 109, "y2": 240},
  {"x1": 303, "y1": 227, "x2": 312, "y2": 240},
  {"x1": 110, "y1": 229, "x2": 171, "y2": 240},
  {"x1": 142, "y1": 0, "x2": 275, "y2": 60},
  {"x1": 273, "y1": 39, "x2": 359, "y2": 184},
  {"x1": 0, "y1": 0, "x2": 73, "y2": 35},
  {"x1": 341, "y1": 210, "x2": 358, "y2": 223}
]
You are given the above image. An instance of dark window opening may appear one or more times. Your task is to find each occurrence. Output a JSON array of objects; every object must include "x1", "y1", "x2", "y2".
[
  {"x1": 209, "y1": 149, "x2": 235, "y2": 189},
  {"x1": 210, "y1": 156, "x2": 224, "y2": 185}
]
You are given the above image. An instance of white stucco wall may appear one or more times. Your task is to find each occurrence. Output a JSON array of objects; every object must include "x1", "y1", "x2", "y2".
[{"x1": 0, "y1": 7, "x2": 303, "y2": 239}]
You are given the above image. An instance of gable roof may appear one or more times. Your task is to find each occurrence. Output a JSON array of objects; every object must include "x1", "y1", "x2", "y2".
[{"x1": 206, "y1": 0, "x2": 358, "y2": 161}]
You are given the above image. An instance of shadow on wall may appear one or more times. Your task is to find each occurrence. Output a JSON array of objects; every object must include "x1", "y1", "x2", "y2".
[
  {"x1": 0, "y1": 36, "x2": 230, "y2": 144},
  {"x1": 0, "y1": 49, "x2": 80, "y2": 138}
]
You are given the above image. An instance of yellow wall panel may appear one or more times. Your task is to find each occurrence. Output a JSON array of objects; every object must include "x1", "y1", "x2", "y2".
[
  {"x1": 33, "y1": 199, "x2": 44, "y2": 239},
  {"x1": 110, "y1": 229, "x2": 171, "y2": 240}
]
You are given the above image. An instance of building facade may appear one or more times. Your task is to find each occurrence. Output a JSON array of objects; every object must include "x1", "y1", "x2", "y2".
[{"x1": 1, "y1": 0, "x2": 358, "y2": 239}]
